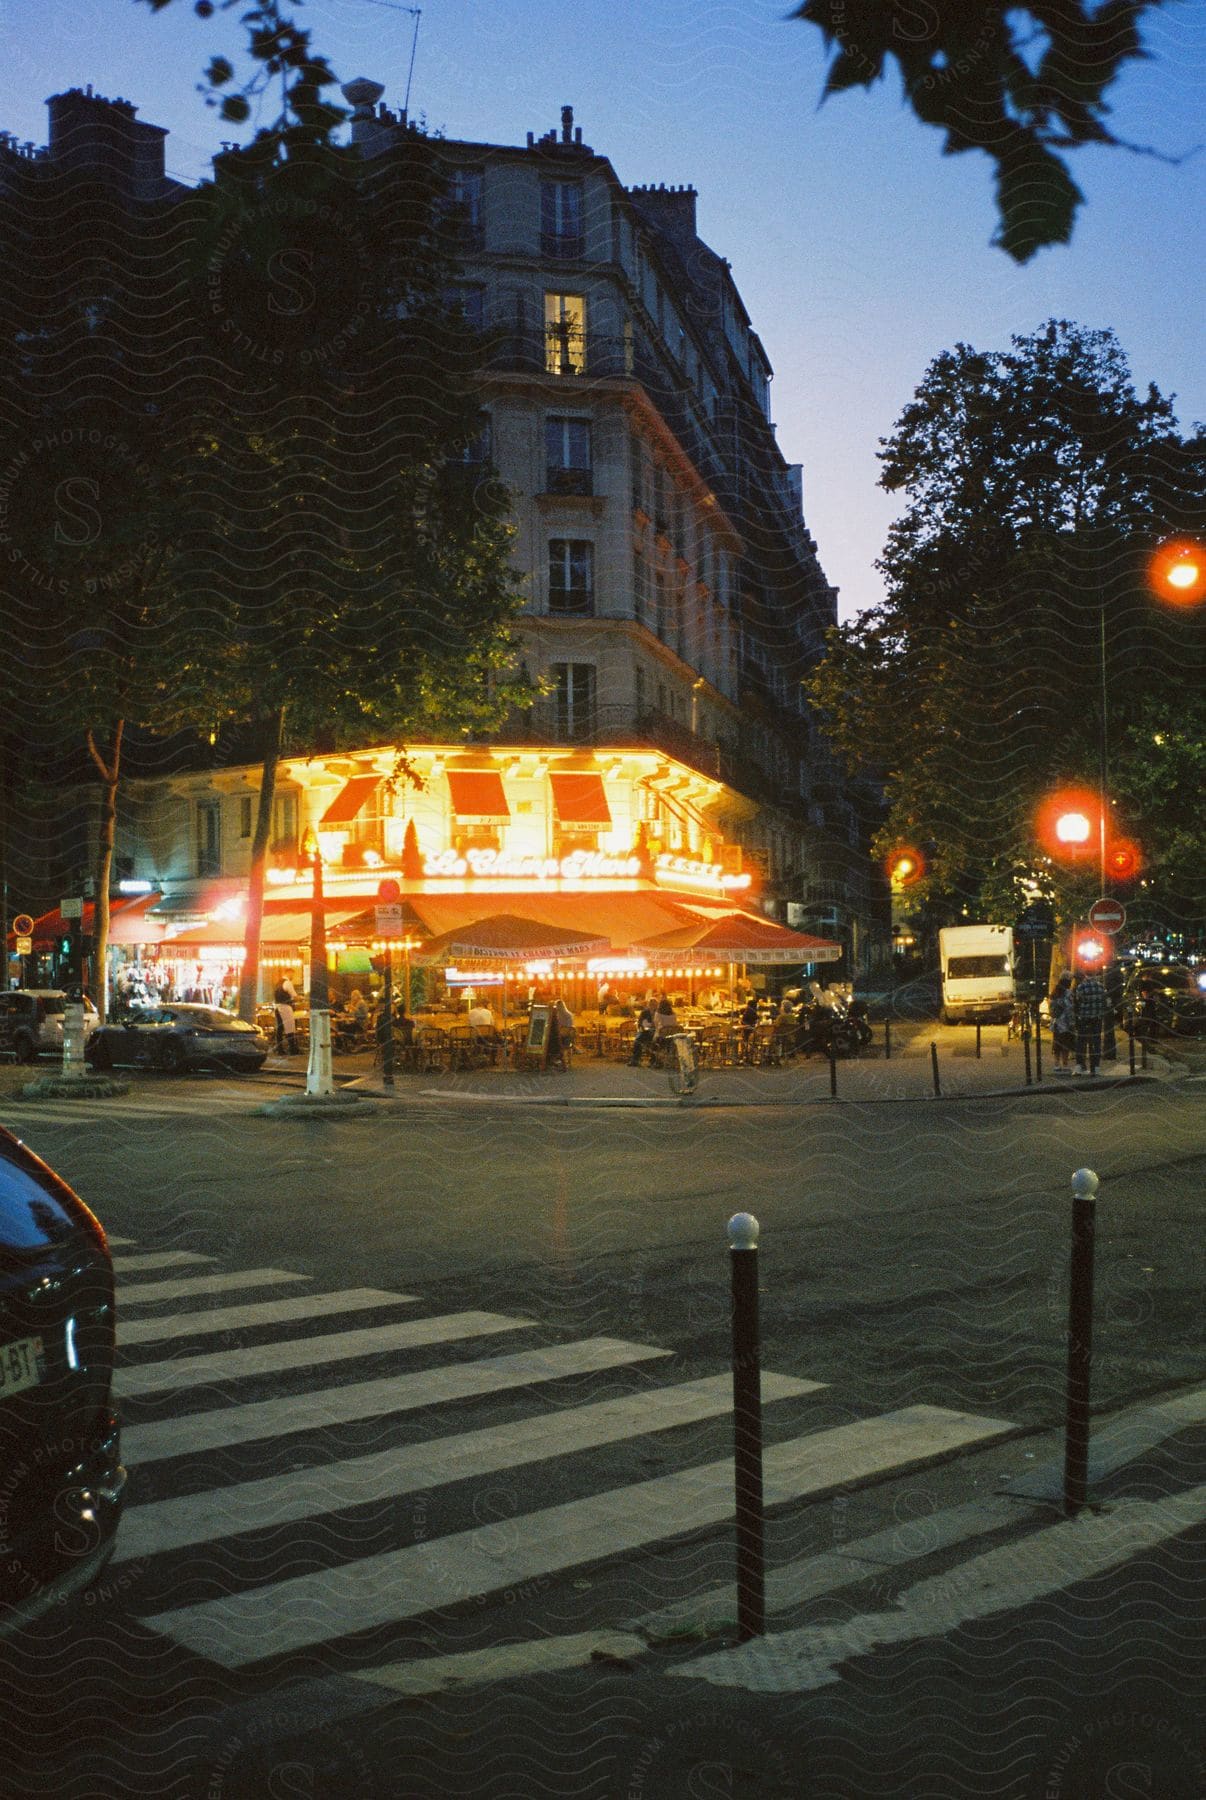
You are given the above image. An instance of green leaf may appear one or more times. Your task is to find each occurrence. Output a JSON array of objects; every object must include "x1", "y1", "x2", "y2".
[
  {"x1": 993, "y1": 142, "x2": 1082, "y2": 262},
  {"x1": 220, "y1": 94, "x2": 251, "y2": 123}
]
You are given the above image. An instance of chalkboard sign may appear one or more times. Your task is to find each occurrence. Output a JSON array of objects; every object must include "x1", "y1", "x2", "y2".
[{"x1": 526, "y1": 1004, "x2": 551, "y2": 1069}]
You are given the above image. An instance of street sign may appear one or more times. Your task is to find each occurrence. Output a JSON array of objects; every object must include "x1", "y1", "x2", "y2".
[
  {"x1": 1015, "y1": 900, "x2": 1055, "y2": 941},
  {"x1": 11, "y1": 913, "x2": 34, "y2": 937},
  {"x1": 60, "y1": 897, "x2": 84, "y2": 920},
  {"x1": 15, "y1": 935, "x2": 32, "y2": 956},
  {"x1": 377, "y1": 878, "x2": 402, "y2": 903},
  {"x1": 1088, "y1": 897, "x2": 1126, "y2": 934},
  {"x1": 375, "y1": 904, "x2": 405, "y2": 936}
]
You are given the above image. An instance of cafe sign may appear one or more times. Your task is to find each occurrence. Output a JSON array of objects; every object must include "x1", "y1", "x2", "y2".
[
  {"x1": 423, "y1": 848, "x2": 642, "y2": 882},
  {"x1": 654, "y1": 853, "x2": 752, "y2": 891}
]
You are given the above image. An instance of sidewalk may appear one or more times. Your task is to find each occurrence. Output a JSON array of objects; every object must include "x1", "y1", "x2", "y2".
[{"x1": 298, "y1": 1021, "x2": 1183, "y2": 1107}]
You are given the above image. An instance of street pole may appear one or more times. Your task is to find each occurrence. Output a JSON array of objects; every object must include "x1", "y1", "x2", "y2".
[
  {"x1": 302, "y1": 827, "x2": 334, "y2": 1098},
  {"x1": 1063, "y1": 1168, "x2": 1100, "y2": 1516},
  {"x1": 381, "y1": 943, "x2": 394, "y2": 1088}
]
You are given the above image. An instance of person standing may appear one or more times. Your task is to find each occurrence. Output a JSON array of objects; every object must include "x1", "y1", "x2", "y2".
[
  {"x1": 274, "y1": 976, "x2": 299, "y2": 1056},
  {"x1": 1050, "y1": 974, "x2": 1076, "y2": 1073},
  {"x1": 1073, "y1": 969, "x2": 1108, "y2": 1076}
]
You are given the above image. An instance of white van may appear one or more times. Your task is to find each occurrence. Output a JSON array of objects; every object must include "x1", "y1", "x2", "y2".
[{"x1": 938, "y1": 926, "x2": 1016, "y2": 1024}]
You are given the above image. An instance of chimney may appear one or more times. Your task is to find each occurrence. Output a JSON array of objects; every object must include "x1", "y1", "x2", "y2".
[
  {"x1": 561, "y1": 105, "x2": 573, "y2": 144},
  {"x1": 341, "y1": 76, "x2": 386, "y2": 146}
]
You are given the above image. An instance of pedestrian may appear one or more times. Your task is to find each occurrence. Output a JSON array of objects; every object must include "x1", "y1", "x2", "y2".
[
  {"x1": 273, "y1": 975, "x2": 299, "y2": 1056},
  {"x1": 1072, "y1": 968, "x2": 1109, "y2": 1076},
  {"x1": 1050, "y1": 975, "x2": 1076, "y2": 1072},
  {"x1": 629, "y1": 998, "x2": 656, "y2": 1066}
]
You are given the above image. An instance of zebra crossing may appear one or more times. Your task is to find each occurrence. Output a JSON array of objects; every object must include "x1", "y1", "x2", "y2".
[{"x1": 110, "y1": 1239, "x2": 1019, "y2": 1677}]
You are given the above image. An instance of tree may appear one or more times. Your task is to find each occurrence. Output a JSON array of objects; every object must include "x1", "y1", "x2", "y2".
[
  {"x1": 804, "y1": 321, "x2": 1205, "y2": 934},
  {"x1": 793, "y1": 1, "x2": 1184, "y2": 261},
  {"x1": 0, "y1": 136, "x2": 228, "y2": 1016},
  {"x1": 178, "y1": 108, "x2": 525, "y2": 1019}
]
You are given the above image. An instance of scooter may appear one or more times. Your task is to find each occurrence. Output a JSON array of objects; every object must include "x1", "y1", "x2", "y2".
[{"x1": 791, "y1": 992, "x2": 862, "y2": 1059}]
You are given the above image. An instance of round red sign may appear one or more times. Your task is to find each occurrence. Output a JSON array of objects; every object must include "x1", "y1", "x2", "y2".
[
  {"x1": 1087, "y1": 898, "x2": 1126, "y2": 933},
  {"x1": 376, "y1": 878, "x2": 402, "y2": 903}
]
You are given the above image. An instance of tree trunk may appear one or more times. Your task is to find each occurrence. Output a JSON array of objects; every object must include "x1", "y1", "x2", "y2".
[
  {"x1": 237, "y1": 707, "x2": 285, "y2": 1023},
  {"x1": 87, "y1": 721, "x2": 124, "y2": 1025}
]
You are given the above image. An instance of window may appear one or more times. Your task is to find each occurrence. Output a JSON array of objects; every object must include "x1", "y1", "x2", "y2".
[
  {"x1": 455, "y1": 410, "x2": 492, "y2": 466},
  {"x1": 541, "y1": 180, "x2": 584, "y2": 258},
  {"x1": 545, "y1": 417, "x2": 592, "y2": 494},
  {"x1": 196, "y1": 801, "x2": 220, "y2": 878},
  {"x1": 630, "y1": 435, "x2": 645, "y2": 512},
  {"x1": 551, "y1": 662, "x2": 596, "y2": 742},
  {"x1": 545, "y1": 293, "x2": 586, "y2": 375},
  {"x1": 548, "y1": 539, "x2": 594, "y2": 615},
  {"x1": 239, "y1": 795, "x2": 253, "y2": 839},
  {"x1": 272, "y1": 790, "x2": 298, "y2": 853},
  {"x1": 442, "y1": 167, "x2": 483, "y2": 243},
  {"x1": 444, "y1": 283, "x2": 486, "y2": 331}
]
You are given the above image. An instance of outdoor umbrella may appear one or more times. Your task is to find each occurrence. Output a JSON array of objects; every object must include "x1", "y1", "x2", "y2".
[
  {"x1": 634, "y1": 912, "x2": 842, "y2": 964},
  {"x1": 416, "y1": 913, "x2": 612, "y2": 1037}
]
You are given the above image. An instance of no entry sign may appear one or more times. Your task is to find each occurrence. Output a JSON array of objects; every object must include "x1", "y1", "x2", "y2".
[{"x1": 1088, "y1": 898, "x2": 1126, "y2": 934}]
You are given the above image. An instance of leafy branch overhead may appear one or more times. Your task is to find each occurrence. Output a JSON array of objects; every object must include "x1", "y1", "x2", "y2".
[{"x1": 793, "y1": 1, "x2": 1178, "y2": 260}]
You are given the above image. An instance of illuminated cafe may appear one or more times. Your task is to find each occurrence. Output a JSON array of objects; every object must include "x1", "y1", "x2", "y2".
[{"x1": 60, "y1": 742, "x2": 843, "y2": 1004}]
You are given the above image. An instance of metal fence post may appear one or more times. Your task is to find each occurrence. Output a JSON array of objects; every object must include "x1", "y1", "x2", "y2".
[
  {"x1": 1034, "y1": 1010, "x2": 1043, "y2": 1083},
  {"x1": 1128, "y1": 1030, "x2": 1136, "y2": 1077},
  {"x1": 975, "y1": 1022, "x2": 982, "y2": 1060},
  {"x1": 829, "y1": 1035, "x2": 838, "y2": 1098},
  {"x1": 1022, "y1": 1027, "x2": 1033, "y2": 1086},
  {"x1": 1063, "y1": 1168, "x2": 1100, "y2": 1516},
  {"x1": 728, "y1": 1211, "x2": 764, "y2": 1640},
  {"x1": 930, "y1": 1040, "x2": 941, "y2": 1097},
  {"x1": 884, "y1": 1017, "x2": 892, "y2": 1061}
]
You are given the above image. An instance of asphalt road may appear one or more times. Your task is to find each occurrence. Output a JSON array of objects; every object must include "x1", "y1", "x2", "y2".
[{"x1": 1, "y1": 1071, "x2": 1202, "y2": 1797}]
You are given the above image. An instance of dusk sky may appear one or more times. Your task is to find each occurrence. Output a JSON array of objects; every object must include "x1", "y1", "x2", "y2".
[{"x1": 6, "y1": 0, "x2": 1204, "y2": 622}]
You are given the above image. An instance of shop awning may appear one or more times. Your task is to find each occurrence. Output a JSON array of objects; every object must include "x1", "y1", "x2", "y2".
[
  {"x1": 158, "y1": 907, "x2": 366, "y2": 948},
  {"x1": 446, "y1": 769, "x2": 510, "y2": 823},
  {"x1": 320, "y1": 774, "x2": 381, "y2": 825},
  {"x1": 549, "y1": 772, "x2": 611, "y2": 826},
  {"x1": 418, "y1": 914, "x2": 610, "y2": 963},
  {"x1": 11, "y1": 893, "x2": 166, "y2": 950}
]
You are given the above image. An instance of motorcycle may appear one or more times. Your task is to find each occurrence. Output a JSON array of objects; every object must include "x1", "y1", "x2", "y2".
[{"x1": 787, "y1": 986, "x2": 863, "y2": 1059}]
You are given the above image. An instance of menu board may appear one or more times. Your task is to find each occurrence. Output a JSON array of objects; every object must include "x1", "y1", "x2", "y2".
[{"x1": 525, "y1": 1005, "x2": 551, "y2": 1068}]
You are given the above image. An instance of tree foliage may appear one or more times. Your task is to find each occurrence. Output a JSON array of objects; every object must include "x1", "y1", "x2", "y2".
[
  {"x1": 805, "y1": 320, "x2": 1205, "y2": 933},
  {"x1": 793, "y1": 1, "x2": 1182, "y2": 261}
]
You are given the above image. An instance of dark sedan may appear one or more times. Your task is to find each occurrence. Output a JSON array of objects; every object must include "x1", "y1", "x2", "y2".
[
  {"x1": 85, "y1": 1004, "x2": 270, "y2": 1074},
  {"x1": 1121, "y1": 964, "x2": 1206, "y2": 1040},
  {"x1": 1, "y1": 1126, "x2": 125, "y2": 1635}
]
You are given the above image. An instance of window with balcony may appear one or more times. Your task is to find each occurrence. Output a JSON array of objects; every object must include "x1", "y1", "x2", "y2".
[
  {"x1": 541, "y1": 180, "x2": 584, "y2": 258},
  {"x1": 545, "y1": 293, "x2": 586, "y2": 375},
  {"x1": 545, "y1": 417, "x2": 592, "y2": 495},
  {"x1": 551, "y1": 662, "x2": 596, "y2": 742},
  {"x1": 548, "y1": 539, "x2": 594, "y2": 615},
  {"x1": 454, "y1": 410, "x2": 492, "y2": 466},
  {"x1": 441, "y1": 168, "x2": 483, "y2": 245}
]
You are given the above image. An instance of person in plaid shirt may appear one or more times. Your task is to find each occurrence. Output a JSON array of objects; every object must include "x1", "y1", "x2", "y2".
[{"x1": 1073, "y1": 971, "x2": 1109, "y2": 1075}]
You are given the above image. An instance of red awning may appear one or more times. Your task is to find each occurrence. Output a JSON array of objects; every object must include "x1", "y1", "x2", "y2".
[
  {"x1": 446, "y1": 770, "x2": 510, "y2": 823},
  {"x1": 320, "y1": 775, "x2": 381, "y2": 825},
  {"x1": 11, "y1": 893, "x2": 165, "y2": 950},
  {"x1": 549, "y1": 772, "x2": 611, "y2": 825},
  {"x1": 636, "y1": 912, "x2": 843, "y2": 965}
]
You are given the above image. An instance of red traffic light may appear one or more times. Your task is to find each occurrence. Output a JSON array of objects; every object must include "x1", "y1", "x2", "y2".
[
  {"x1": 1106, "y1": 839, "x2": 1141, "y2": 883},
  {"x1": 885, "y1": 845, "x2": 925, "y2": 887}
]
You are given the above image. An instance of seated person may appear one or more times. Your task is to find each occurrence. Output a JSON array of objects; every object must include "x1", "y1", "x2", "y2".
[
  {"x1": 467, "y1": 1000, "x2": 498, "y2": 1035},
  {"x1": 629, "y1": 999, "x2": 657, "y2": 1066}
]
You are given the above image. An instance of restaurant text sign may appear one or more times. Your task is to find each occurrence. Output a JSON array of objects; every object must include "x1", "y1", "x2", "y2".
[{"x1": 423, "y1": 848, "x2": 641, "y2": 882}]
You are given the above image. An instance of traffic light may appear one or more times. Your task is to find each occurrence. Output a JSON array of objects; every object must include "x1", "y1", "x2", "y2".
[
  {"x1": 57, "y1": 935, "x2": 72, "y2": 958},
  {"x1": 1106, "y1": 839, "x2": 1141, "y2": 883},
  {"x1": 885, "y1": 845, "x2": 925, "y2": 888}
]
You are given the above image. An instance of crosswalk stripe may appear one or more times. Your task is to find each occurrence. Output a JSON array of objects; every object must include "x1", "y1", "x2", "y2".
[
  {"x1": 121, "y1": 1337, "x2": 677, "y2": 1466},
  {"x1": 115, "y1": 1372, "x2": 821, "y2": 1563},
  {"x1": 672, "y1": 1483, "x2": 1206, "y2": 1695},
  {"x1": 118, "y1": 1269, "x2": 312, "y2": 1309},
  {"x1": 105, "y1": 1235, "x2": 137, "y2": 1247},
  {"x1": 637, "y1": 1496, "x2": 1029, "y2": 1638},
  {"x1": 117, "y1": 1288, "x2": 419, "y2": 1348},
  {"x1": 141, "y1": 1404, "x2": 1014, "y2": 1667},
  {"x1": 112, "y1": 1251, "x2": 218, "y2": 1275},
  {"x1": 115, "y1": 1310, "x2": 535, "y2": 1400}
]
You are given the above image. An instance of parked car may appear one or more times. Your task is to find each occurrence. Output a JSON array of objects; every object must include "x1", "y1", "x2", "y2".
[
  {"x1": 1121, "y1": 963, "x2": 1206, "y2": 1040},
  {"x1": 85, "y1": 1004, "x2": 270, "y2": 1074},
  {"x1": 0, "y1": 1125, "x2": 124, "y2": 1635},
  {"x1": 0, "y1": 989, "x2": 99, "y2": 1063}
]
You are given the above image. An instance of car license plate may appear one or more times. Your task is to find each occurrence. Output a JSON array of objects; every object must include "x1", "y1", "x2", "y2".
[{"x1": 0, "y1": 1335, "x2": 46, "y2": 1397}]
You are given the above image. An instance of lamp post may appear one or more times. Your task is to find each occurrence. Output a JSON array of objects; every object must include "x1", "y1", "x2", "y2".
[{"x1": 301, "y1": 824, "x2": 334, "y2": 1098}]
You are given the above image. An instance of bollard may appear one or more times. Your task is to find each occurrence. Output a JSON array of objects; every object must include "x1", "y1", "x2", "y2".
[
  {"x1": 829, "y1": 1035, "x2": 838, "y2": 1098},
  {"x1": 1063, "y1": 1169, "x2": 1100, "y2": 1516},
  {"x1": 1034, "y1": 1011, "x2": 1043, "y2": 1083},
  {"x1": 1022, "y1": 1027, "x2": 1033, "y2": 1086},
  {"x1": 884, "y1": 1017, "x2": 892, "y2": 1061},
  {"x1": 1128, "y1": 1030, "x2": 1136, "y2": 1077},
  {"x1": 1140, "y1": 1036, "x2": 1148, "y2": 1071},
  {"x1": 728, "y1": 1212, "x2": 765, "y2": 1640},
  {"x1": 975, "y1": 1021, "x2": 981, "y2": 1060},
  {"x1": 930, "y1": 1041, "x2": 941, "y2": 1097}
]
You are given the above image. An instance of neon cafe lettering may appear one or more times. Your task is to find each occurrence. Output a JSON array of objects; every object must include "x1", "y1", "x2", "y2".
[
  {"x1": 423, "y1": 848, "x2": 641, "y2": 881},
  {"x1": 654, "y1": 853, "x2": 751, "y2": 891}
]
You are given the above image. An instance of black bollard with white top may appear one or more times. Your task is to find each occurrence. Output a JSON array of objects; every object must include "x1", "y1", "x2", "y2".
[
  {"x1": 728, "y1": 1211, "x2": 765, "y2": 1640},
  {"x1": 1063, "y1": 1167, "x2": 1100, "y2": 1516}
]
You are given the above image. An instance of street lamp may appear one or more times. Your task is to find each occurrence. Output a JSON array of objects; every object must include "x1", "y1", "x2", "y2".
[{"x1": 301, "y1": 824, "x2": 334, "y2": 1098}]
